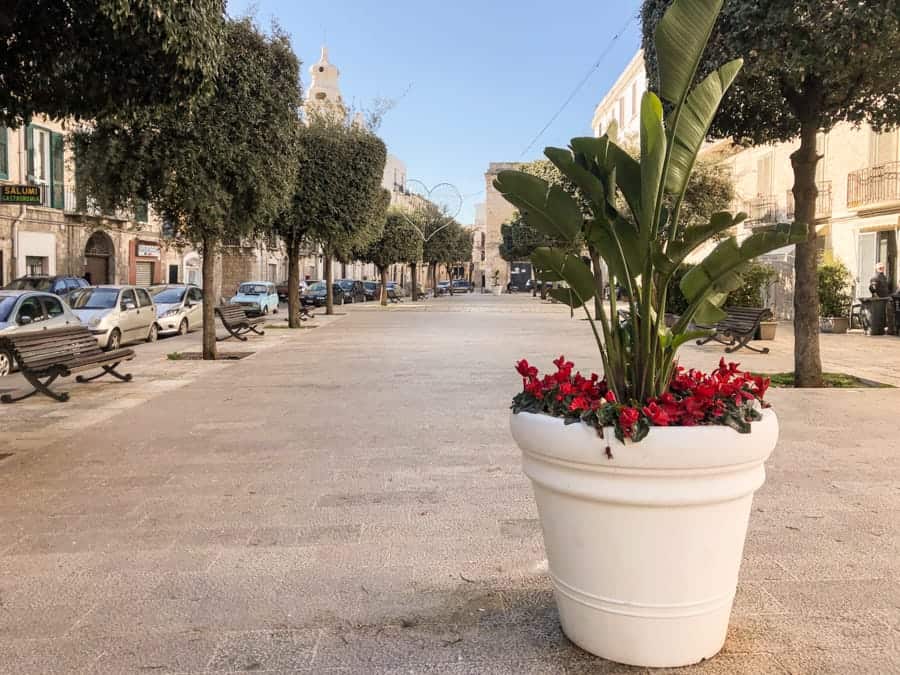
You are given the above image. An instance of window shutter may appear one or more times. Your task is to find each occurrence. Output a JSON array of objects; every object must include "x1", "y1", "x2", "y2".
[
  {"x1": 50, "y1": 132, "x2": 64, "y2": 209},
  {"x1": 25, "y1": 125, "x2": 34, "y2": 180},
  {"x1": 0, "y1": 127, "x2": 7, "y2": 179}
]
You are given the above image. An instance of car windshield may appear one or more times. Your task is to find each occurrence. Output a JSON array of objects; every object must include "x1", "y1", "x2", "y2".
[
  {"x1": 364, "y1": 281, "x2": 376, "y2": 290},
  {"x1": 152, "y1": 288, "x2": 186, "y2": 304},
  {"x1": 6, "y1": 277, "x2": 52, "y2": 291},
  {"x1": 70, "y1": 288, "x2": 119, "y2": 310},
  {"x1": 337, "y1": 280, "x2": 353, "y2": 289},
  {"x1": 308, "y1": 282, "x2": 326, "y2": 292},
  {"x1": 239, "y1": 284, "x2": 267, "y2": 295},
  {"x1": 0, "y1": 295, "x2": 17, "y2": 322}
]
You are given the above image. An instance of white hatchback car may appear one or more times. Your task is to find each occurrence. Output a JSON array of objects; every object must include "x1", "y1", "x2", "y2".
[
  {"x1": 152, "y1": 284, "x2": 203, "y2": 336},
  {"x1": 0, "y1": 290, "x2": 82, "y2": 376},
  {"x1": 69, "y1": 286, "x2": 159, "y2": 350}
]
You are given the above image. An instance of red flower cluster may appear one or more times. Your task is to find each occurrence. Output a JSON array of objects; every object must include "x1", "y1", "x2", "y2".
[{"x1": 512, "y1": 356, "x2": 769, "y2": 443}]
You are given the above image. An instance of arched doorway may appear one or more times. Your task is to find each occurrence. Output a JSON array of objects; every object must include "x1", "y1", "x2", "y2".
[
  {"x1": 183, "y1": 252, "x2": 201, "y2": 286},
  {"x1": 84, "y1": 230, "x2": 114, "y2": 285}
]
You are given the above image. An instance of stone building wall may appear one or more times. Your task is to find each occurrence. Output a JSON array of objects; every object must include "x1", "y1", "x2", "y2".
[{"x1": 484, "y1": 162, "x2": 520, "y2": 288}]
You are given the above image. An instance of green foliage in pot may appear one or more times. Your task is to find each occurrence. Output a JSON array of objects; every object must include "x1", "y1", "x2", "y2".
[
  {"x1": 727, "y1": 262, "x2": 776, "y2": 308},
  {"x1": 817, "y1": 261, "x2": 852, "y2": 318},
  {"x1": 494, "y1": 0, "x2": 807, "y2": 403}
]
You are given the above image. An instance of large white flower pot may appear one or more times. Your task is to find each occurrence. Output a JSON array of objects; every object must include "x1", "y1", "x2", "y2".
[{"x1": 509, "y1": 409, "x2": 779, "y2": 668}]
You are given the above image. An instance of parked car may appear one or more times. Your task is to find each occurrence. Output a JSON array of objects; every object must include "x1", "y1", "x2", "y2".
[
  {"x1": 335, "y1": 279, "x2": 366, "y2": 304},
  {"x1": 68, "y1": 285, "x2": 159, "y2": 350},
  {"x1": 362, "y1": 280, "x2": 378, "y2": 301},
  {"x1": 302, "y1": 280, "x2": 346, "y2": 307},
  {"x1": 151, "y1": 284, "x2": 203, "y2": 336},
  {"x1": 436, "y1": 280, "x2": 451, "y2": 296},
  {"x1": 451, "y1": 279, "x2": 473, "y2": 293},
  {"x1": 0, "y1": 290, "x2": 82, "y2": 376},
  {"x1": 3, "y1": 275, "x2": 90, "y2": 301},
  {"x1": 229, "y1": 281, "x2": 279, "y2": 316},
  {"x1": 276, "y1": 279, "x2": 309, "y2": 302}
]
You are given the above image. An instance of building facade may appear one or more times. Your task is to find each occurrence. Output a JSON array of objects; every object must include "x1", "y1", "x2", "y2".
[
  {"x1": 483, "y1": 163, "x2": 521, "y2": 288},
  {"x1": 591, "y1": 50, "x2": 900, "y2": 314}
]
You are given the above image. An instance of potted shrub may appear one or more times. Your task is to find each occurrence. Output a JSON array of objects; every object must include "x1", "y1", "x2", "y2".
[
  {"x1": 818, "y1": 260, "x2": 852, "y2": 334},
  {"x1": 727, "y1": 262, "x2": 777, "y2": 339},
  {"x1": 493, "y1": 0, "x2": 807, "y2": 667},
  {"x1": 491, "y1": 269, "x2": 503, "y2": 295}
]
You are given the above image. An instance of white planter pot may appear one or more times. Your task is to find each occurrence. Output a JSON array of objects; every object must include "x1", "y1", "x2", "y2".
[
  {"x1": 491, "y1": 285, "x2": 503, "y2": 296},
  {"x1": 509, "y1": 409, "x2": 779, "y2": 668}
]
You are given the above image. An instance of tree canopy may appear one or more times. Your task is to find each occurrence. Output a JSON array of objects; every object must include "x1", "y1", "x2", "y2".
[
  {"x1": 363, "y1": 209, "x2": 423, "y2": 271},
  {"x1": 0, "y1": 0, "x2": 226, "y2": 127},
  {"x1": 73, "y1": 18, "x2": 302, "y2": 357}
]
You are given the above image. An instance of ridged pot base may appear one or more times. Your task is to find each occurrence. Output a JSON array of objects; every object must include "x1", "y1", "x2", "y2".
[{"x1": 510, "y1": 409, "x2": 779, "y2": 668}]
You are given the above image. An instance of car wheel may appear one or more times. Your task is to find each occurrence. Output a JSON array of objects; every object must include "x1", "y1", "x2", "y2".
[
  {"x1": 0, "y1": 348, "x2": 13, "y2": 377},
  {"x1": 107, "y1": 328, "x2": 122, "y2": 351},
  {"x1": 178, "y1": 318, "x2": 188, "y2": 335},
  {"x1": 146, "y1": 323, "x2": 158, "y2": 343}
]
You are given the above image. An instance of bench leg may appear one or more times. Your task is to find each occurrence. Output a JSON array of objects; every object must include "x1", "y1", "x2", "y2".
[
  {"x1": 696, "y1": 332, "x2": 733, "y2": 347},
  {"x1": 216, "y1": 324, "x2": 247, "y2": 342},
  {"x1": 75, "y1": 362, "x2": 133, "y2": 383},
  {"x1": 248, "y1": 324, "x2": 265, "y2": 336},
  {"x1": 1, "y1": 371, "x2": 68, "y2": 404},
  {"x1": 725, "y1": 334, "x2": 770, "y2": 354}
]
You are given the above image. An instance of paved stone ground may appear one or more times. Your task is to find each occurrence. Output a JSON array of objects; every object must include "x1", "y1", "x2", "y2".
[{"x1": 0, "y1": 294, "x2": 897, "y2": 674}]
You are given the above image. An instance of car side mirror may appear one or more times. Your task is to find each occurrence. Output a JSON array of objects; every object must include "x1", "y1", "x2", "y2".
[
  {"x1": 122, "y1": 301, "x2": 136, "y2": 311},
  {"x1": 18, "y1": 315, "x2": 33, "y2": 326}
]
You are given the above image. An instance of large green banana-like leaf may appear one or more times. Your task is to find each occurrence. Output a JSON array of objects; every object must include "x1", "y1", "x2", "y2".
[
  {"x1": 543, "y1": 146, "x2": 607, "y2": 213},
  {"x1": 653, "y1": 210, "x2": 746, "y2": 277},
  {"x1": 693, "y1": 290, "x2": 732, "y2": 325},
  {"x1": 569, "y1": 136, "x2": 611, "y2": 172},
  {"x1": 607, "y1": 141, "x2": 642, "y2": 222},
  {"x1": 531, "y1": 247, "x2": 597, "y2": 309},
  {"x1": 493, "y1": 171, "x2": 581, "y2": 244},
  {"x1": 639, "y1": 92, "x2": 666, "y2": 235},
  {"x1": 586, "y1": 225, "x2": 631, "y2": 295},
  {"x1": 665, "y1": 59, "x2": 742, "y2": 197},
  {"x1": 654, "y1": 0, "x2": 724, "y2": 105}
]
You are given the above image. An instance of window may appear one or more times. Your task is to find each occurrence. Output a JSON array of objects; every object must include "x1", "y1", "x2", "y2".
[
  {"x1": 120, "y1": 289, "x2": 137, "y2": 309},
  {"x1": 869, "y1": 129, "x2": 898, "y2": 167},
  {"x1": 43, "y1": 296, "x2": 64, "y2": 318},
  {"x1": 52, "y1": 279, "x2": 68, "y2": 294},
  {"x1": 65, "y1": 279, "x2": 81, "y2": 292},
  {"x1": 631, "y1": 82, "x2": 639, "y2": 119},
  {"x1": 756, "y1": 152, "x2": 774, "y2": 196},
  {"x1": 0, "y1": 126, "x2": 7, "y2": 180},
  {"x1": 189, "y1": 288, "x2": 203, "y2": 303},
  {"x1": 26, "y1": 126, "x2": 64, "y2": 208},
  {"x1": 135, "y1": 288, "x2": 153, "y2": 307},
  {"x1": 618, "y1": 98, "x2": 625, "y2": 127},
  {"x1": 25, "y1": 256, "x2": 47, "y2": 276},
  {"x1": 17, "y1": 296, "x2": 44, "y2": 324}
]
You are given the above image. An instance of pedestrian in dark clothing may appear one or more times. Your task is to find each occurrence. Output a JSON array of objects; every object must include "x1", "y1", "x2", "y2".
[{"x1": 869, "y1": 262, "x2": 892, "y2": 298}]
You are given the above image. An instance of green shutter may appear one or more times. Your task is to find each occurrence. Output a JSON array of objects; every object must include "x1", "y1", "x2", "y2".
[
  {"x1": 25, "y1": 125, "x2": 34, "y2": 180},
  {"x1": 0, "y1": 127, "x2": 7, "y2": 179},
  {"x1": 50, "y1": 132, "x2": 64, "y2": 209}
]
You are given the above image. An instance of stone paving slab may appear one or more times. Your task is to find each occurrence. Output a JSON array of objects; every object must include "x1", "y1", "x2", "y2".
[{"x1": 0, "y1": 294, "x2": 897, "y2": 673}]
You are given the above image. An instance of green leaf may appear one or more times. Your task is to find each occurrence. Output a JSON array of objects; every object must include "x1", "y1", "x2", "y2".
[
  {"x1": 654, "y1": 0, "x2": 724, "y2": 105},
  {"x1": 666, "y1": 59, "x2": 742, "y2": 197},
  {"x1": 544, "y1": 146, "x2": 607, "y2": 212},
  {"x1": 492, "y1": 170, "x2": 582, "y2": 244},
  {"x1": 607, "y1": 142, "x2": 642, "y2": 221},
  {"x1": 639, "y1": 92, "x2": 666, "y2": 233},
  {"x1": 549, "y1": 287, "x2": 583, "y2": 309},
  {"x1": 531, "y1": 247, "x2": 596, "y2": 306},
  {"x1": 654, "y1": 210, "x2": 743, "y2": 277}
]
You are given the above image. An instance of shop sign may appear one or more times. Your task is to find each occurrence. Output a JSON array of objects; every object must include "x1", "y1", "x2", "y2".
[
  {"x1": 137, "y1": 243, "x2": 161, "y2": 258},
  {"x1": 0, "y1": 184, "x2": 41, "y2": 205}
]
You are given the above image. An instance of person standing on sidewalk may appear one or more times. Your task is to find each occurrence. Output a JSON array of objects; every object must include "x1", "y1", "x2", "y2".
[{"x1": 869, "y1": 262, "x2": 895, "y2": 334}]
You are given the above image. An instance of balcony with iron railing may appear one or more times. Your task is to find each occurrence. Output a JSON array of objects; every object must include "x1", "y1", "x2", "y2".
[
  {"x1": 742, "y1": 195, "x2": 780, "y2": 228},
  {"x1": 785, "y1": 181, "x2": 832, "y2": 221},
  {"x1": 847, "y1": 161, "x2": 900, "y2": 209}
]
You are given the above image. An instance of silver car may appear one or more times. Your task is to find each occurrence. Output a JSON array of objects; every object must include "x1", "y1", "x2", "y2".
[
  {"x1": 0, "y1": 290, "x2": 82, "y2": 376},
  {"x1": 69, "y1": 286, "x2": 159, "y2": 350},
  {"x1": 151, "y1": 284, "x2": 203, "y2": 336}
]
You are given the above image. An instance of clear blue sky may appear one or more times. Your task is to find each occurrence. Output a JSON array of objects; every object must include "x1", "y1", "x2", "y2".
[{"x1": 227, "y1": 0, "x2": 643, "y2": 223}]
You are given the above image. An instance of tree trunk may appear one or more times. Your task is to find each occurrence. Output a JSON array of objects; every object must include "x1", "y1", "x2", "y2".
[
  {"x1": 287, "y1": 234, "x2": 301, "y2": 328},
  {"x1": 201, "y1": 235, "x2": 217, "y2": 360},
  {"x1": 590, "y1": 249, "x2": 604, "y2": 319},
  {"x1": 791, "y1": 119, "x2": 823, "y2": 387},
  {"x1": 447, "y1": 264, "x2": 454, "y2": 295},
  {"x1": 380, "y1": 266, "x2": 388, "y2": 306},
  {"x1": 430, "y1": 262, "x2": 437, "y2": 295},
  {"x1": 324, "y1": 253, "x2": 334, "y2": 315},
  {"x1": 410, "y1": 262, "x2": 418, "y2": 302}
]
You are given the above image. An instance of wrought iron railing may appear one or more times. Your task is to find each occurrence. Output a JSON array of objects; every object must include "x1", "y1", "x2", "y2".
[
  {"x1": 743, "y1": 195, "x2": 779, "y2": 227},
  {"x1": 61, "y1": 183, "x2": 148, "y2": 222},
  {"x1": 847, "y1": 161, "x2": 900, "y2": 208},
  {"x1": 786, "y1": 181, "x2": 832, "y2": 220}
]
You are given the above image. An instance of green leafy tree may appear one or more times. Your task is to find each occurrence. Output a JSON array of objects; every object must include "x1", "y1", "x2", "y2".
[
  {"x1": 72, "y1": 18, "x2": 301, "y2": 358},
  {"x1": 727, "y1": 263, "x2": 777, "y2": 308},
  {"x1": 281, "y1": 117, "x2": 387, "y2": 315},
  {"x1": 641, "y1": 0, "x2": 900, "y2": 386},
  {"x1": 494, "y1": 0, "x2": 807, "y2": 411},
  {"x1": 818, "y1": 261, "x2": 853, "y2": 318},
  {"x1": 422, "y1": 215, "x2": 466, "y2": 295},
  {"x1": 362, "y1": 209, "x2": 423, "y2": 305},
  {"x1": 0, "y1": 0, "x2": 225, "y2": 127}
]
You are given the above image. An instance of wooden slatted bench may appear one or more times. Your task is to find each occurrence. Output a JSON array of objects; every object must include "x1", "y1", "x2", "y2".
[
  {"x1": 0, "y1": 326, "x2": 134, "y2": 403},
  {"x1": 696, "y1": 306, "x2": 774, "y2": 354},
  {"x1": 215, "y1": 304, "x2": 266, "y2": 342}
]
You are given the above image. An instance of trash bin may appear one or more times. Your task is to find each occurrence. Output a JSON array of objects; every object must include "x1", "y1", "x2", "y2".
[
  {"x1": 860, "y1": 297, "x2": 890, "y2": 336},
  {"x1": 893, "y1": 294, "x2": 900, "y2": 335}
]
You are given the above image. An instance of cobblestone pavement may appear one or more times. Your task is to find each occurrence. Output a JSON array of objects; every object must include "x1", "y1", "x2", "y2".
[{"x1": 0, "y1": 294, "x2": 897, "y2": 673}]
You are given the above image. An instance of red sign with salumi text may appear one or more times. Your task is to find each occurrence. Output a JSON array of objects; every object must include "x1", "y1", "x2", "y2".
[{"x1": 0, "y1": 184, "x2": 41, "y2": 204}]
